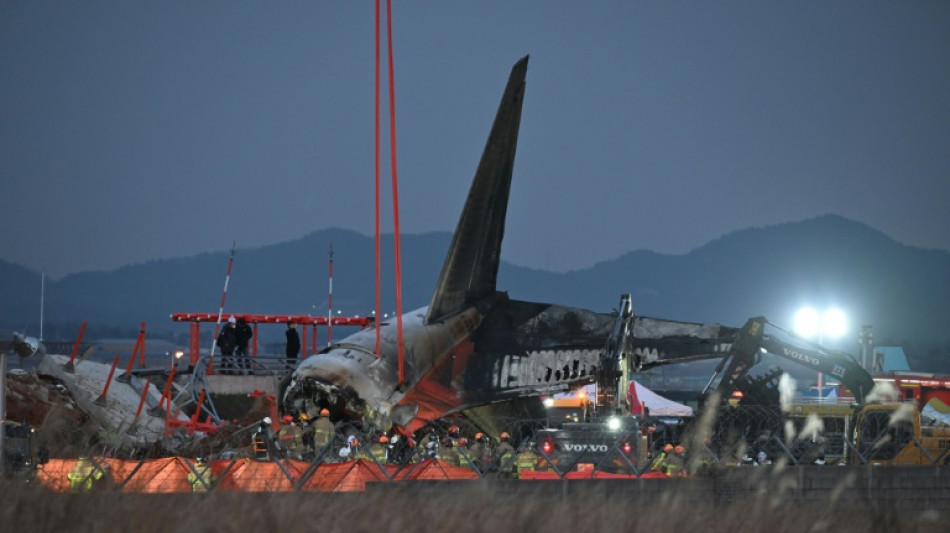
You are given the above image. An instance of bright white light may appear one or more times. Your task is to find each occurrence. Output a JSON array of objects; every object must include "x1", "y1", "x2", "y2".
[
  {"x1": 794, "y1": 307, "x2": 847, "y2": 341},
  {"x1": 794, "y1": 307, "x2": 820, "y2": 338},
  {"x1": 543, "y1": 398, "x2": 554, "y2": 408},
  {"x1": 173, "y1": 350, "x2": 185, "y2": 360},
  {"x1": 607, "y1": 416, "x2": 622, "y2": 431},
  {"x1": 823, "y1": 308, "x2": 847, "y2": 339}
]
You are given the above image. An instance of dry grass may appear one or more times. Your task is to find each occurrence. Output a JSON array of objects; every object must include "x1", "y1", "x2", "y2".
[{"x1": 2, "y1": 479, "x2": 941, "y2": 533}]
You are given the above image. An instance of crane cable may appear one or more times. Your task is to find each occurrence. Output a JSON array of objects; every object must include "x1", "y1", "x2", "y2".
[{"x1": 376, "y1": 0, "x2": 406, "y2": 385}]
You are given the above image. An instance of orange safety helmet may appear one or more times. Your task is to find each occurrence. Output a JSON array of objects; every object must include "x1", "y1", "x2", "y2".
[
  {"x1": 663, "y1": 444, "x2": 674, "y2": 453},
  {"x1": 281, "y1": 415, "x2": 293, "y2": 424},
  {"x1": 319, "y1": 408, "x2": 330, "y2": 416},
  {"x1": 448, "y1": 425, "x2": 460, "y2": 437},
  {"x1": 474, "y1": 432, "x2": 484, "y2": 441},
  {"x1": 379, "y1": 435, "x2": 389, "y2": 444},
  {"x1": 499, "y1": 432, "x2": 510, "y2": 441},
  {"x1": 674, "y1": 445, "x2": 685, "y2": 455},
  {"x1": 458, "y1": 438, "x2": 468, "y2": 447}
]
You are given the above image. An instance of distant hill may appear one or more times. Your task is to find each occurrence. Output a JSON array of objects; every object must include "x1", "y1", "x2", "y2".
[{"x1": 2, "y1": 216, "x2": 948, "y2": 370}]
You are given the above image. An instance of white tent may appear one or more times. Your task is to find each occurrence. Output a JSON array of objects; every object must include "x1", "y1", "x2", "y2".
[
  {"x1": 626, "y1": 380, "x2": 694, "y2": 417},
  {"x1": 553, "y1": 381, "x2": 693, "y2": 417}
]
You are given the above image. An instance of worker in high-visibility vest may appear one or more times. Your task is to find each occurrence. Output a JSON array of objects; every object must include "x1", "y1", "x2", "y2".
[
  {"x1": 366, "y1": 435, "x2": 389, "y2": 465},
  {"x1": 457, "y1": 438, "x2": 477, "y2": 470},
  {"x1": 439, "y1": 437, "x2": 460, "y2": 466},
  {"x1": 514, "y1": 442, "x2": 540, "y2": 479},
  {"x1": 495, "y1": 432, "x2": 516, "y2": 477},
  {"x1": 312, "y1": 409, "x2": 334, "y2": 457},
  {"x1": 650, "y1": 443, "x2": 674, "y2": 473},
  {"x1": 67, "y1": 457, "x2": 104, "y2": 492},
  {"x1": 277, "y1": 415, "x2": 303, "y2": 459},
  {"x1": 665, "y1": 445, "x2": 687, "y2": 477},
  {"x1": 187, "y1": 457, "x2": 214, "y2": 493}
]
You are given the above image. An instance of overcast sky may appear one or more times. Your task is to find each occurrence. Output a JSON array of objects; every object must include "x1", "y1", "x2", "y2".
[{"x1": 2, "y1": 2, "x2": 948, "y2": 279}]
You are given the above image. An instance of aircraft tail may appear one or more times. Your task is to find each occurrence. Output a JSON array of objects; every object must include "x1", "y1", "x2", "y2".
[{"x1": 426, "y1": 56, "x2": 528, "y2": 323}]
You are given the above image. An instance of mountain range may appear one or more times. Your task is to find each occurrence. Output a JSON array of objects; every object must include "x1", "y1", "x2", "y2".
[{"x1": 2, "y1": 215, "x2": 948, "y2": 370}]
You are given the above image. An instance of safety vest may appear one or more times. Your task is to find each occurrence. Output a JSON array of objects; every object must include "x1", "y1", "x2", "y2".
[
  {"x1": 515, "y1": 451, "x2": 538, "y2": 477},
  {"x1": 649, "y1": 452, "x2": 667, "y2": 472},
  {"x1": 496, "y1": 443, "x2": 515, "y2": 473},
  {"x1": 187, "y1": 465, "x2": 214, "y2": 492},
  {"x1": 367, "y1": 444, "x2": 388, "y2": 464},
  {"x1": 458, "y1": 448, "x2": 477, "y2": 470},
  {"x1": 253, "y1": 432, "x2": 269, "y2": 460},
  {"x1": 67, "y1": 459, "x2": 103, "y2": 492},
  {"x1": 313, "y1": 418, "x2": 334, "y2": 449},
  {"x1": 440, "y1": 447, "x2": 460, "y2": 466}
]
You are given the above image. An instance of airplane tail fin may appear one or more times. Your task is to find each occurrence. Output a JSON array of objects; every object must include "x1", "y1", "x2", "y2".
[{"x1": 426, "y1": 56, "x2": 529, "y2": 323}]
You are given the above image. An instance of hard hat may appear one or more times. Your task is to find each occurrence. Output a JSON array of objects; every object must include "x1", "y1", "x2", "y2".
[
  {"x1": 674, "y1": 445, "x2": 685, "y2": 454},
  {"x1": 757, "y1": 451, "x2": 767, "y2": 461},
  {"x1": 448, "y1": 425, "x2": 460, "y2": 437},
  {"x1": 263, "y1": 417, "x2": 272, "y2": 425},
  {"x1": 474, "y1": 432, "x2": 484, "y2": 441},
  {"x1": 319, "y1": 408, "x2": 330, "y2": 416},
  {"x1": 379, "y1": 435, "x2": 389, "y2": 444},
  {"x1": 663, "y1": 444, "x2": 674, "y2": 453},
  {"x1": 281, "y1": 415, "x2": 293, "y2": 424},
  {"x1": 458, "y1": 438, "x2": 468, "y2": 447},
  {"x1": 228, "y1": 316, "x2": 236, "y2": 324},
  {"x1": 499, "y1": 432, "x2": 510, "y2": 441},
  {"x1": 298, "y1": 413, "x2": 310, "y2": 421},
  {"x1": 347, "y1": 435, "x2": 357, "y2": 444}
]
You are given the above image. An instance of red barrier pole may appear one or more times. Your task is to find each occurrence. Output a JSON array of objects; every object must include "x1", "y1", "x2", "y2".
[
  {"x1": 148, "y1": 365, "x2": 177, "y2": 417},
  {"x1": 189, "y1": 390, "x2": 206, "y2": 434},
  {"x1": 63, "y1": 321, "x2": 88, "y2": 373},
  {"x1": 115, "y1": 338, "x2": 141, "y2": 384},
  {"x1": 94, "y1": 355, "x2": 121, "y2": 406},
  {"x1": 134, "y1": 379, "x2": 151, "y2": 420}
]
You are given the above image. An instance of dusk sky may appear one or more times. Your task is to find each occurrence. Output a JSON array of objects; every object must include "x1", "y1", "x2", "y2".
[{"x1": 2, "y1": 2, "x2": 948, "y2": 279}]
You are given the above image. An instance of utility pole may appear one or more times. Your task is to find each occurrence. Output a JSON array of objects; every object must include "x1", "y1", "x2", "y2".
[{"x1": 858, "y1": 325, "x2": 874, "y2": 372}]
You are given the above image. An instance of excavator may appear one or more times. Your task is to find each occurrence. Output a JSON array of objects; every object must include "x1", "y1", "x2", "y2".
[{"x1": 701, "y1": 317, "x2": 950, "y2": 466}]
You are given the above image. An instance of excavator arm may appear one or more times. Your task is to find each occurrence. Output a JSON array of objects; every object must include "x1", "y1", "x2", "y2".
[{"x1": 707, "y1": 317, "x2": 874, "y2": 403}]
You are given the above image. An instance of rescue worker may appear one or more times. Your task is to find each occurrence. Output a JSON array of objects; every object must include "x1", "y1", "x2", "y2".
[
  {"x1": 495, "y1": 432, "x2": 516, "y2": 477},
  {"x1": 755, "y1": 450, "x2": 772, "y2": 466},
  {"x1": 418, "y1": 426, "x2": 440, "y2": 460},
  {"x1": 514, "y1": 442, "x2": 540, "y2": 479},
  {"x1": 217, "y1": 317, "x2": 238, "y2": 374},
  {"x1": 298, "y1": 412, "x2": 314, "y2": 459},
  {"x1": 665, "y1": 445, "x2": 687, "y2": 477},
  {"x1": 650, "y1": 444, "x2": 674, "y2": 473},
  {"x1": 67, "y1": 456, "x2": 104, "y2": 492},
  {"x1": 276, "y1": 415, "x2": 303, "y2": 459},
  {"x1": 457, "y1": 438, "x2": 477, "y2": 470},
  {"x1": 447, "y1": 424, "x2": 461, "y2": 447},
  {"x1": 366, "y1": 435, "x2": 389, "y2": 465},
  {"x1": 312, "y1": 408, "x2": 335, "y2": 458},
  {"x1": 469, "y1": 433, "x2": 493, "y2": 471},
  {"x1": 187, "y1": 456, "x2": 214, "y2": 493},
  {"x1": 253, "y1": 416, "x2": 277, "y2": 460},
  {"x1": 439, "y1": 437, "x2": 460, "y2": 466}
]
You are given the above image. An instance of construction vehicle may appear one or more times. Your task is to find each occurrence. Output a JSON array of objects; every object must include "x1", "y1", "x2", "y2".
[{"x1": 706, "y1": 317, "x2": 950, "y2": 466}]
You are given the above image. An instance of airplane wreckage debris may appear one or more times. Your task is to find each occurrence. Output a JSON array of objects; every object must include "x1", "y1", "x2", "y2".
[{"x1": 282, "y1": 56, "x2": 738, "y2": 434}]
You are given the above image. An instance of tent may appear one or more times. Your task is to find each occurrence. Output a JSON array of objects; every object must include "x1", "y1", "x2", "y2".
[
  {"x1": 393, "y1": 458, "x2": 478, "y2": 481},
  {"x1": 627, "y1": 380, "x2": 693, "y2": 417},
  {"x1": 301, "y1": 460, "x2": 392, "y2": 492}
]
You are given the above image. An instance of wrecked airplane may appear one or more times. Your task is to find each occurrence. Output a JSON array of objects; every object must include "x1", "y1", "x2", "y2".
[{"x1": 283, "y1": 57, "x2": 736, "y2": 434}]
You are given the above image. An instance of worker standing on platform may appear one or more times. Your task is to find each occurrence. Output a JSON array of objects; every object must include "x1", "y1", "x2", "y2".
[
  {"x1": 367, "y1": 435, "x2": 389, "y2": 465},
  {"x1": 285, "y1": 321, "x2": 300, "y2": 368},
  {"x1": 217, "y1": 317, "x2": 238, "y2": 374},
  {"x1": 457, "y1": 438, "x2": 476, "y2": 470},
  {"x1": 235, "y1": 316, "x2": 253, "y2": 374},
  {"x1": 665, "y1": 445, "x2": 687, "y2": 477},
  {"x1": 650, "y1": 444, "x2": 674, "y2": 473},
  {"x1": 253, "y1": 417, "x2": 274, "y2": 460}
]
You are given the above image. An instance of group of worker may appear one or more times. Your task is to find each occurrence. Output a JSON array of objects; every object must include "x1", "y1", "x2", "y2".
[{"x1": 649, "y1": 443, "x2": 689, "y2": 477}]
